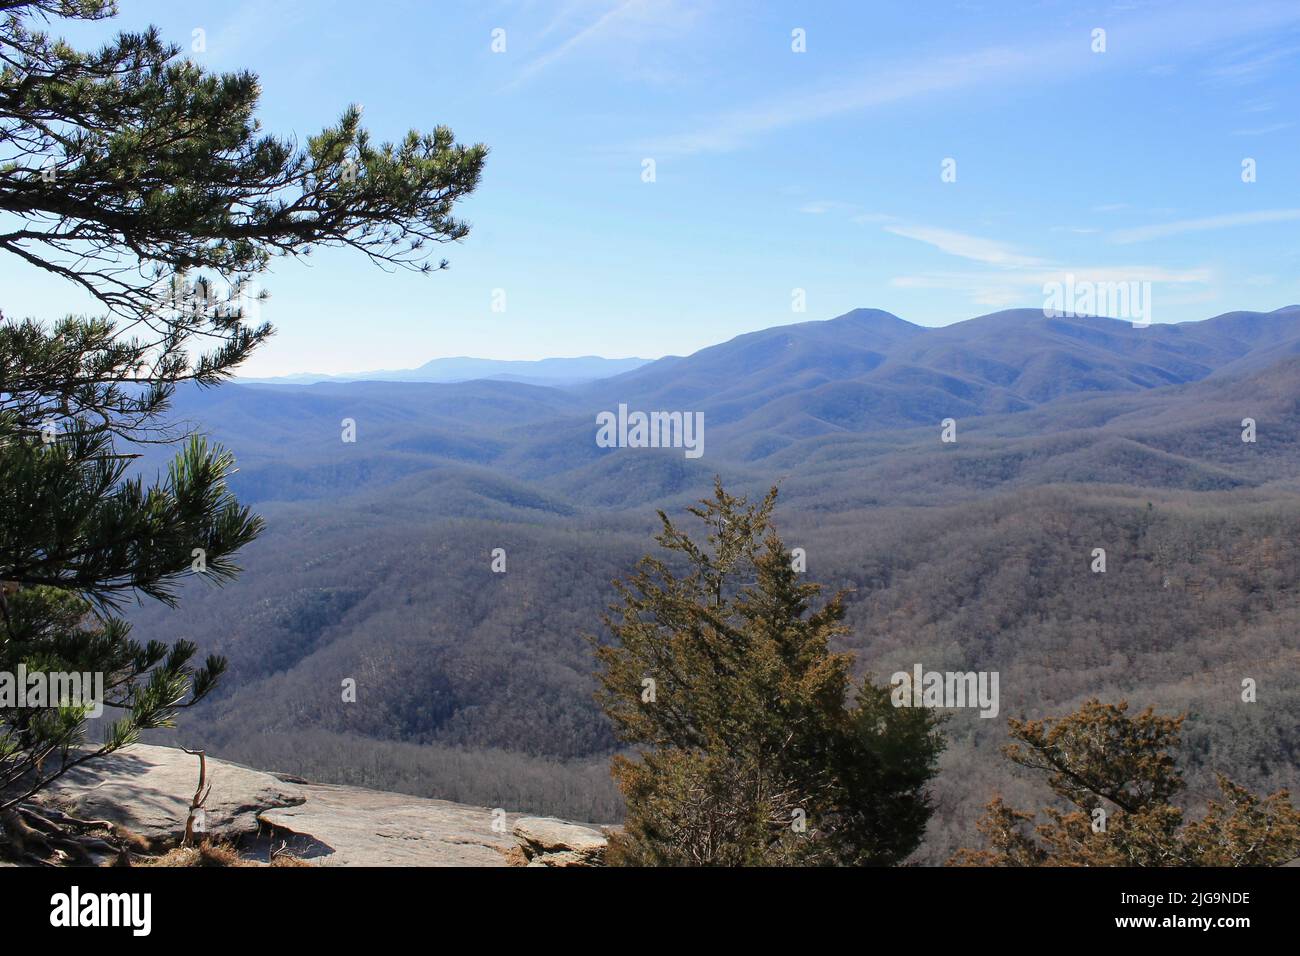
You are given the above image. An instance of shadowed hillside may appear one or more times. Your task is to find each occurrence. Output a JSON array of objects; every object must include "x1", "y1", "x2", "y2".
[
  {"x1": 123, "y1": 306, "x2": 1300, "y2": 859},
  {"x1": 142, "y1": 306, "x2": 1300, "y2": 509}
]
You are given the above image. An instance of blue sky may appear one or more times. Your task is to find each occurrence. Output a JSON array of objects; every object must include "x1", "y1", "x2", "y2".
[{"x1": 4, "y1": 0, "x2": 1299, "y2": 375}]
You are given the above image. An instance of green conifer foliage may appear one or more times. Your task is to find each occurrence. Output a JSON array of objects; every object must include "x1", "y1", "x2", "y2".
[{"x1": 593, "y1": 479, "x2": 944, "y2": 865}]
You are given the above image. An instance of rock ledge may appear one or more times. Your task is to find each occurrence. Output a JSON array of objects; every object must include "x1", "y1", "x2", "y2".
[
  {"x1": 34, "y1": 744, "x2": 609, "y2": 867},
  {"x1": 512, "y1": 816, "x2": 608, "y2": 866}
]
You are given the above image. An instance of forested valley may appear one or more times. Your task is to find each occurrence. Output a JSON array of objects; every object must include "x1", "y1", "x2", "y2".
[{"x1": 124, "y1": 307, "x2": 1300, "y2": 861}]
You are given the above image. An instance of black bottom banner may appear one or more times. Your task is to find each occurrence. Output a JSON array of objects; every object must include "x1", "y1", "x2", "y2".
[{"x1": 3, "y1": 864, "x2": 1288, "y2": 943}]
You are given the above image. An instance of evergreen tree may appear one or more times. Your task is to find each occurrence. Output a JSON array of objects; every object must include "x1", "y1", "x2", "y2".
[
  {"x1": 0, "y1": 0, "x2": 484, "y2": 855},
  {"x1": 952, "y1": 699, "x2": 1300, "y2": 866},
  {"x1": 593, "y1": 480, "x2": 944, "y2": 865}
]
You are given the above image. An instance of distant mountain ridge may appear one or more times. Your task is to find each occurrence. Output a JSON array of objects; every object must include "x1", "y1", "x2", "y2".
[
  {"x1": 240, "y1": 354, "x2": 651, "y2": 387},
  {"x1": 152, "y1": 303, "x2": 1300, "y2": 513},
  {"x1": 128, "y1": 303, "x2": 1300, "y2": 859},
  {"x1": 582, "y1": 305, "x2": 1300, "y2": 430}
]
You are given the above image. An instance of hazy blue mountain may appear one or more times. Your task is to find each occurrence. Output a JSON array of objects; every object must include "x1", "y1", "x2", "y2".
[
  {"x1": 123, "y1": 304, "x2": 1300, "y2": 857},
  {"x1": 239, "y1": 354, "x2": 651, "y2": 387},
  {"x1": 585, "y1": 306, "x2": 1300, "y2": 430},
  {"x1": 150, "y1": 305, "x2": 1300, "y2": 510}
]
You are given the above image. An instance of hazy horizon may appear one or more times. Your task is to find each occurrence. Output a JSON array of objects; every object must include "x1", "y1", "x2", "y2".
[
  {"x1": 2, "y1": 0, "x2": 1298, "y2": 377},
  {"x1": 236, "y1": 301, "x2": 1300, "y2": 380}
]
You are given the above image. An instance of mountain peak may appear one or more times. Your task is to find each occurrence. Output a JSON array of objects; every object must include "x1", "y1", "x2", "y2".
[{"x1": 827, "y1": 307, "x2": 921, "y2": 331}]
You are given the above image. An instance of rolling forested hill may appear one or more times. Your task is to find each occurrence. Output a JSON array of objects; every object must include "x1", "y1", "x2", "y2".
[{"x1": 128, "y1": 306, "x2": 1300, "y2": 860}]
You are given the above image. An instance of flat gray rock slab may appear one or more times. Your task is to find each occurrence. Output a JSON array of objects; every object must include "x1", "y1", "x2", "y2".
[
  {"x1": 259, "y1": 784, "x2": 518, "y2": 866},
  {"x1": 43, "y1": 744, "x2": 304, "y2": 844},
  {"x1": 38, "y1": 745, "x2": 600, "y2": 867},
  {"x1": 514, "y1": 816, "x2": 607, "y2": 856}
]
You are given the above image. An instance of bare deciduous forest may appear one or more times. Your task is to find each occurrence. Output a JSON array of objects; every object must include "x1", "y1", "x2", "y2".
[{"x1": 128, "y1": 318, "x2": 1300, "y2": 862}]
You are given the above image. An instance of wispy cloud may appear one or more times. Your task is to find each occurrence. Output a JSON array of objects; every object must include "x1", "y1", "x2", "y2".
[
  {"x1": 890, "y1": 265, "x2": 1212, "y2": 308},
  {"x1": 1111, "y1": 209, "x2": 1300, "y2": 243},
  {"x1": 883, "y1": 224, "x2": 1048, "y2": 268},
  {"x1": 1205, "y1": 40, "x2": 1300, "y2": 85},
  {"x1": 508, "y1": 0, "x2": 699, "y2": 87},
  {"x1": 801, "y1": 203, "x2": 1215, "y2": 305},
  {"x1": 799, "y1": 200, "x2": 857, "y2": 215},
  {"x1": 1231, "y1": 121, "x2": 1294, "y2": 136},
  {"x1": 635, "y1": 1, "x2": 1300, "y2": 157},
  {"x1": 891, "y1": 266, "x2": 1212, "y2": 288},
  {"x1": 639, "y1": 46, "x2": 1036, "y2": 155},
  {"x1": 796, "y1": 201, "x2": 892, "y2": 223},
  {"x1": 203, "y1": 0, "x2": 312, "y2": 68},
  {"x1": 877, "y1": 218, "x2": 1210, "y2": 308},
  {"x1": 513, "y1": 0, "x2": 641, "y2": 83}
]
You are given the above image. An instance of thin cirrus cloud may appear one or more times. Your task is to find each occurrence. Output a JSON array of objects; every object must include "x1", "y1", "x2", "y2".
[
  {"x1": 802, "y1": 204, "x2": 1217, "y2": 301},
  {"x1": 1204, "y1": 41, "x2": 1300, "y2": 84},
  {"x1": 889, "y1": 265, "x2": 1213, "y2": 310},
  {"x1": 880, "y1": 220, "x2": 1212, "y2": 305},
  {"x1": 890, "y1": 266, "x2": 1213, "y2": 289},
  {"x1": 639, "y1": 45, "x2": 1037, "y2": 156},
  {"x1": 634, "y1": 1, "x2": 1300, "y2": 157},
  {"x1": 507, "y1": 0, "x2": 698, "y2": 87},
  {"x1": 795, "y1": 197, "x2": 1222, "y2": 306},
  {"x1": 883, "y1": 223, "x2": 1048, "y2": 269},
  {"x1": 512, "y1": 1, "x2": 639, "y2": 83},
  {"x1": 1111, "y1": 209, "x2": 1300, "y2": 243},
  {"x1": 1231, "y1": 121, "x2": 1294, "y2": 136}
]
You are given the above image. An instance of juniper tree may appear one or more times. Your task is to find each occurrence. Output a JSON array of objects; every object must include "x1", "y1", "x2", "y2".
[
  {"x1": 592, "y1": 480, "x2": 944, "y2": 866},
  {"x1": 0, "y1": 0, "x2": 485, "y2": 855},
  {"x1": 952, "y1": 699, "x2": 1300, "y2": 866}
]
